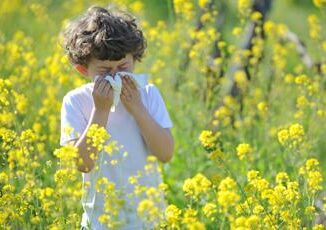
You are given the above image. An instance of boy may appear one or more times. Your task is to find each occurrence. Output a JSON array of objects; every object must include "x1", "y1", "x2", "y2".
[{"x1": 59, "y1": 5, "x2": 174, "y2": 229}]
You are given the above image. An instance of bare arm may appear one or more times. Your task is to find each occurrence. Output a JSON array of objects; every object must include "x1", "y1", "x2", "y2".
[
  {"x1": 72, "y1": 108, "x2": 110, "y2": 173},
  {"x1": 133, "y1": 105, "x2": 174, "y2": 163},
  {"x1": 67, "y1": 76, "x2": 114, "y2": 173}
]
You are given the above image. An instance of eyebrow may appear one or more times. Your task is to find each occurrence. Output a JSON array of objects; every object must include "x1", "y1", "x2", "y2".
[{"x1": 98, "y1": 62, "x2": 128, "y2": 70}]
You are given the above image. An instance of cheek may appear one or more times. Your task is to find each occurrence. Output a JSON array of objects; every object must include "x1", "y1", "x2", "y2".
[{"x1": 125, "y1": 61, "x2": 134, "y2": 71}]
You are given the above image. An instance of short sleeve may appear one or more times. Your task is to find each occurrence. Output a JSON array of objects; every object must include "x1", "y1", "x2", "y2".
[
  {"x1": 60, "y1": 93, "x2": 88, "y2": 146},
  {"x1": 148, "y1": 85, "x2": 173, "y2": 129}
]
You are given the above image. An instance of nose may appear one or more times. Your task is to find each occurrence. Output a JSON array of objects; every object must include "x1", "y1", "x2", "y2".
[{"x1": 108, "y1": 70, "x2": 117, "y2": 78}]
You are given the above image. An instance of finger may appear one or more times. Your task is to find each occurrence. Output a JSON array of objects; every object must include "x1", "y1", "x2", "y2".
[
  {"x1": 121, "y1": 87, "x2": 126, "y2": 96},
  {"x1": 127, "y1": 77, "x2": 137, "y2": 89},
  {"x1": 122, "y1": 76, "x2": 128, "y2": 87},
  {"x1": 103, "y1": 83, "x2": 111, "y2": 95},
  {"x1": 123, "y1": 80, "x2": 132, "y2": 92},
  {"x1": 94, "y1": 77, "x2": 102, "y2": 89},
  {"x1": 120, "y1": 93, "x2": 127, "y2": 102},
  {"x1": 98, "y1": 79, "x2": 108, "y2": 92},
  {"x1": 95, "y1": 77, "x2": 106, "y2": 89},
  {"x1": 94, "y1": 75, "x2": 100, "y2": 83},
  {"x1": 104, "y1": 85, "x2": 112, "y2": 97},
  {"x1": 121, "y1": 87, "x2": 130, "y2": 99},
  {"x1": 122, "y1": 93, "x2": 131, "y2": 101}
]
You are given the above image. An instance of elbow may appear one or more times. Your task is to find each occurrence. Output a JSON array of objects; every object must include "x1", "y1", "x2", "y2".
[
  {"x1": 160, "y1": 152, "x2": 173, "y2": 163},
  {"x1": 159, "y1": 141, "x2": 174, "y2": 163},
  {"x1": 76, "y1": 155, "x2": 95, "y2": 173},
  {"x1": 74, "y1": 143, "x2": 95, "y2": 173},
  {"x1": 77, "y1": 164, "x2": 94, "y2": 173}
]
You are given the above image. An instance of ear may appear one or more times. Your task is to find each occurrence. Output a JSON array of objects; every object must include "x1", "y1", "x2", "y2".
[{"x1": 74, "y1": 64, "x2": 88, "y2": 76}]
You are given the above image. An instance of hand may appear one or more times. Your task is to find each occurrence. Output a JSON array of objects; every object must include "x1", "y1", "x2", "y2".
[
  {"x1": 92, "y1": 76, "x2": 114, "y2": 112},
  {"x1": 120, "y1": 75, "x2": 144, "y2": 116}
]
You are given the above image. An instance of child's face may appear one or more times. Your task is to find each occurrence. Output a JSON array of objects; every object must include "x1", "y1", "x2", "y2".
[{"x1": 86, "y1": 53, "x2": 135, "y2": 80}]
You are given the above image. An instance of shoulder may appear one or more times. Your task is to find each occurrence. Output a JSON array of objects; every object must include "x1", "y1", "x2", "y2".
[
  {"x1": 143, "y1": 83, "x2": 162, "y2": 97},
  {"x1": 63, "y1": 82, "x2": 93, "y2": 104}
]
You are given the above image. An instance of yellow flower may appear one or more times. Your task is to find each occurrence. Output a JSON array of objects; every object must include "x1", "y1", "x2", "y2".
[
  {"x1": 202, "y1": 203, "x2": 217, "y2": 220},
  {"x1": 313, "y1": 0, "x2": 326, "y2": 8},
  {"x1": 130, "y1": 1, "x2": 143, "y2": 13},
  {"x1": 251, "y1": 11, "x2": 262, "y2": 21},
  {"x1": 86, "y1": 124, "x2": 110, "y2": 152},
  {"x1": 288, "y1": 123, "x2": 304, "y2": 141},
  {"x1": 234, "y1": 70, "x2": 248, "y2": 90},
  {"x1": 313, "y1": 224, "x2": 326, "y2": 230},
  {"x1": 198, "y1": 0, "x2": 209, "y2": 9},
  {"x1": 278, "y1": 129, "x2": 289, "y2": 145},
  {"x1": 0, "y1": 172, "x2": 9, "y2": 183},
  {"x1": 173, "y1": 0, "x2": 194, "y2": 20},
  {"x1": 183, "y1": 173, "x2": 212, "y2": 200},
  {"x1": 137, "y1": 199, "x2": 159, "y2": 221},
  {"x1": 307, "y1": 171, "x2": 323, "y2": 193},
  {"x1": 308, "y1": 14, "x2": 321, "y2": 39},
  {"x1": 218, "y1": 177, "x2": 240, "y2": 212},
  {"x1": 257, "y1": 101, "x2": 268, "y2": 114},
  {"x1": 247, "y1": 170, "x2": 269, "y2": 193},
  {"x1": 208, "y1": 148, "x2": 224, "y2": 160},
  {"x1": 182, "y1": 208, "x2": 198, "y2": 225},
  {"x1": 246, "y1": 215, "x2": 260, "y2": 227},
  {"x1": 276, "y1": 172, "x2": 289, "y2": 184},
  {"x1": 199, "y1": 130, "x2": 220, "y2": 150},
  {"x1": 277, "y1": 123, "x2": 304, "y2": 148},
  {"x1": 188, "y1": 222, "x2": 206, "y2": 230},
  {"x1": 165, "y1": 204, "x2": 182, "y2": 226},
  {"x1": 217, "y1": 190, "x2": 240, "y2": 212},
  {"x1": 247, "y1": 170, "x2": 259, "y2": 182},
  {"x1": 236, "y1": 143, "x2": 253, "y2": 160},
  {"x1": 232, "y1": 27, "x2": 242, "y2": 36},
  {"x1": 238, "y1": 0, "x2": 252, "y2": 15},
  {"x1": 305, "y1": 205, "x2": 316, "y2": 215},
  {"x1": 296, "y1": 95, "x2": 308, "y2": 109}
]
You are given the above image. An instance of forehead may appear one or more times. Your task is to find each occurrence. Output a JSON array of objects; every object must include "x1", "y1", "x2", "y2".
[{"x1": 89, "y1": 54, "x2": 132, "y2": 68}]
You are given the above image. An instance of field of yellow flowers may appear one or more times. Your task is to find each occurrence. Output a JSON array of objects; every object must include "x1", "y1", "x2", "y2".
[{"x1": 0, "y1": 0, "x2": 326, "y2": 229}]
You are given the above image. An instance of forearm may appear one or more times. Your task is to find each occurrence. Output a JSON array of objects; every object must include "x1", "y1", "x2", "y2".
[
  {"x1": 133, "y1": 106, "x2": 174, "y2": 163},
  {"x1": 74, "y1": 107, "x2": 110, "y2": 172}
]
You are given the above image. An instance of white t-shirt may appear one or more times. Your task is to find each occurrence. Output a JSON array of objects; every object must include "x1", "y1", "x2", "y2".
[{"x1": 59, "y1": 82, "x2": 173, "y2": 229}]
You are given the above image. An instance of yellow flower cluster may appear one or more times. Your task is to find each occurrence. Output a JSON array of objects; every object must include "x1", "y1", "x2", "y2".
[
  {"x1": 238, "y1": 0, "x2": 252, "y2": 16},
  {"x1": 173, "y1": 0, "x2": 194, "y2": 20},
  {"x1": 247, "y1": 170, "x2": 269, "y2": 192},
  {"x1": 236, "y1": 143, "x2": 253, "y2": 160},
  {"x1": 181, "y1": 208, "x2": 205, "y2": 229},
  {"x1": 137, "y1": 199, "x2": 159, "y2": 223},
  {"x1": 198, "y1": 130, "x2": 220, "y2": 150},
  {"x1": 313, "y1": 0, "x2": 326, "y2": 8},
  {"x1": 299, "y1": 158, "x2": 323, "y2": 194},
  {"x1": 217, "y1": 177, "x2": 240, "y2": 212},
  {"x1": 86, "y1": 124, "x2": 110, "y2": 159},
  {"x1": 257, "y1": 101, "x2": 268, "y2": 115},
  {"x1": 0, "y1": 78, "x2": 29, "y2": 127},
  {"x1": 96, "y1": 177, "x2": 125, "y2": 229},
  {"x1": 307, "y1": 14, "x2": 321, "y2": 40},
  {"x1": 53, "y1": 145, "x2": 78, "y2": 168},
  {"x1": 202, "y1": 203, "x2": 217, "y2": 221},
  {"x1": 277, "y1": 123, "x2": 305, "y2": 148},
  {"x1": 164, "y1": 204, "x2": 182, "y2": 228},
  {"x1": 198, "y1": 0, "x2": 210, "y2": 9},
  {"x1": 213, "y1": 96, "x2": 238, "y2": 127},
  {"x1": 234, "y1": 70, "x2": 248, "y2": 91},
  {"x1": 231, "y1": 215, "x2": 261, "y2": 229},
  {"x1": 183, "y1": 173, "x2": 212, "y2": 200}
]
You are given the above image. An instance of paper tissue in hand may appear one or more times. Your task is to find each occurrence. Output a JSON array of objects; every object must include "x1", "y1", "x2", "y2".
[{"x1": 93, "y1": 71, "x2": 149, "y2": 112}]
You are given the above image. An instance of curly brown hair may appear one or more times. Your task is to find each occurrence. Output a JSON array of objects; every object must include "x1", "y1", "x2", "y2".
[{"x1": 60, "y1": 5, "x2": 146, "y2": 66}]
